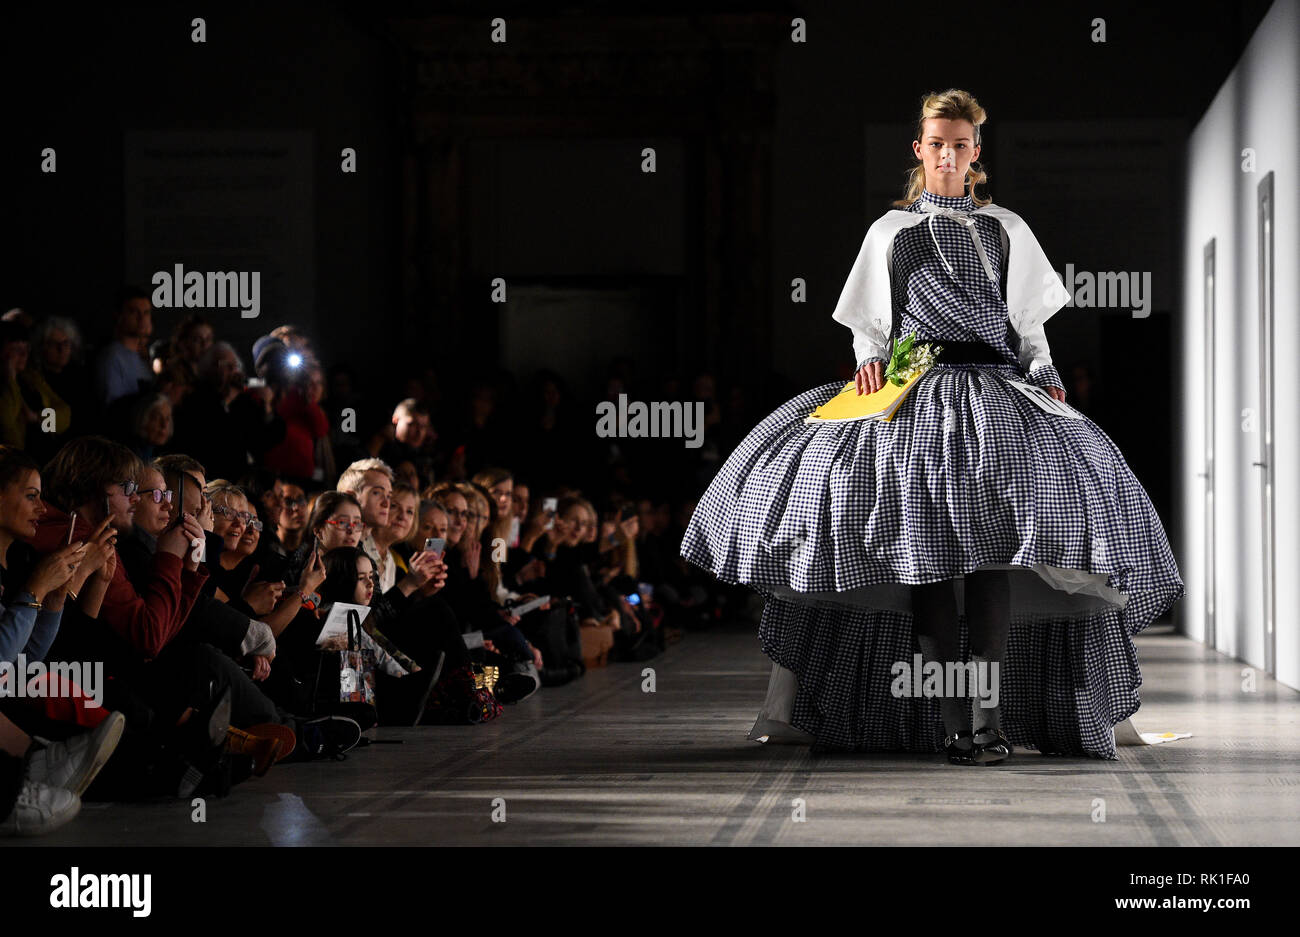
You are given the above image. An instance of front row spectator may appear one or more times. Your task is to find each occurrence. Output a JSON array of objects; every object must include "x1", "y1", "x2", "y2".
[{"x1": 0, "y1": 445, "x2": 126, "y2": 835}]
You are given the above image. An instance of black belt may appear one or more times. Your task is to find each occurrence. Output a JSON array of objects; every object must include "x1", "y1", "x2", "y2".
[{"x1": 923, "y1": 339, "x2": 1009, "y2": 365}]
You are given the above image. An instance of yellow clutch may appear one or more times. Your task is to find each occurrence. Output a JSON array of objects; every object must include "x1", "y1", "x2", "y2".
[{"x1": 804, "y1": 367, "x2": 930, "y2": 424}]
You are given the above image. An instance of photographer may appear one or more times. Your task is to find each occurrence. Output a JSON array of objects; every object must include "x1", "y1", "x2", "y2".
[{"x1": 258, "y1": 342, "x2": 330, "y2": 484}]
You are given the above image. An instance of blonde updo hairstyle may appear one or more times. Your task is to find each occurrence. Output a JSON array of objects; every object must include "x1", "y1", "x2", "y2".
[{"x1": 893, "y1": 88, "x2": 991, "y2": 209}]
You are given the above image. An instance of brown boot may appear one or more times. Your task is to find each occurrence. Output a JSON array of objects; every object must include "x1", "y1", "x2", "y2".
[
  {"x1": 244, "y1": 723, "x2": 297, "y2": 762},
  {"x1": 224, "y1": 728, "x2": 283, "y2": 777}
]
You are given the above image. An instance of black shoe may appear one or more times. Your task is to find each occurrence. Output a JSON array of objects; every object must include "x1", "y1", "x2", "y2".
[
  {"x1": 971, "y1": 727, "x2": 1013, "y2": 765},
  {"x1": 167, "y1": 684, "x2": 234, "y2": 797},
  {"x1": 494, "y1": 659, "x2": 540, "y2": 705},
  {"x1": 330, "y1": 702, "x2": 379, "y2": 731},
  {"x1": 377, "y1": 655, "x2": 443, "y2": 726},
  {"x1": 297, "y1": 716, "x2": 362, "y2": 760},
  {"x1": 944, "y1": 729, "x2": 977, "y2": 766}
]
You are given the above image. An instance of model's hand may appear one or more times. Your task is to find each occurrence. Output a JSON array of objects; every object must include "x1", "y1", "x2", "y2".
[
  {"x1": 1047, "y1": 386, "x2": 1066, "y2": 403},
  {"x1": 855, "y1": 361, "x2": 885, "y2": 396}
]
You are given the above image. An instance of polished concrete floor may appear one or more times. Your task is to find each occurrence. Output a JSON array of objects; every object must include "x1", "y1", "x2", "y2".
[{"x1": 14, "y1": 619, "x2": 1300, "y2": 846}]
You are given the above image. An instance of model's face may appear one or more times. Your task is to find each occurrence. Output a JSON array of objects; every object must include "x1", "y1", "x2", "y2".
[
  {"x1": 913, "y1": 118, "x2": 980, "y2": 195},
  {"x1": 135, "y1": 469, "x2": 172, "y2": 536},
  {"x1": 0, "y1": 470, "x2": 46, "y2": 539}
]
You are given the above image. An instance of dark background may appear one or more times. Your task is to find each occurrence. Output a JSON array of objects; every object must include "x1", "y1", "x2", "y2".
[{"x1": 0, "y1": 0, "x2": 1277, "y2": 518}]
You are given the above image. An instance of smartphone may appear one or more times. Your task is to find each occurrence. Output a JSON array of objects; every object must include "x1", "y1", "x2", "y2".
[
  {"x1": 424, "y1": 536, "x2": 445, "y2": 558},
  {"x1": 619, "y1": 504, "x2": 636, "y2": 522},
  {"x1": 543, "y1": 497, "x2": 557, "y2": 531},
  {"x1": 172, "y1": 471, "x2": 187, "y2": 530},
  {"x1": 625, "y1": 592, "x2": 641, "y2": 606},
  {"x1": 66, "y1": 511, "x2": 78, "y2": 545}
]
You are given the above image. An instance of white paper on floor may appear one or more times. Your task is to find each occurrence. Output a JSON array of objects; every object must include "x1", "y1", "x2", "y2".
[{"x1": 1114, "y1": 718, "x2": 1193, "y2": 746}]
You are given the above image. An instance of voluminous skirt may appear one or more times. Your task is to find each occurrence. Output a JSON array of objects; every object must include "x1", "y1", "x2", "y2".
[{"x1": 679, "y1": 362, "x2": 1185, "y2": 758}]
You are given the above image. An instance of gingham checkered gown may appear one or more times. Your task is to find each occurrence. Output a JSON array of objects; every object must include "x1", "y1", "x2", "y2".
[{"x1": 680, "y1": 189, "x2": 1185, "y2": 758}]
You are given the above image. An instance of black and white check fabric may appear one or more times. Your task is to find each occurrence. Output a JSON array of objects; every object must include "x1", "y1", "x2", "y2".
[
  {"x1": 680, "y1": 191, "x2": 1185, "y2": 759},
  {"x1": 861, "y1": 188, "x2": 1065, "y2": 391}
]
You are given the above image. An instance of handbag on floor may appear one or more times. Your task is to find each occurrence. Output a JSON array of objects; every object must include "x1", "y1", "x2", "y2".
[{"x1": 422, "y1": 662, "x2": 504, "y2": 724}]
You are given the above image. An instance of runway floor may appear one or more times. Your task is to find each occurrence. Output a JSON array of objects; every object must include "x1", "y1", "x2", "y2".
[{"x1": 12, "y1": 619, "x2": 1300, "y2": 847}]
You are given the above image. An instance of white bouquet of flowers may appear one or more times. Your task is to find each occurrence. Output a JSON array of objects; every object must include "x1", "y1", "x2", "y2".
[{"x1": 883, "y1": 332, "x2": 943, "y2": 387}]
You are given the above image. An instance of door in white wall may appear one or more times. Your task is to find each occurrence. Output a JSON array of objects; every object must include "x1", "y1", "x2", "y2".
[
  {"x1": 1255, "y1": 171, "x2": 1276, "y2": 676},
  {"x1": 1202, "y1": 238, "x2": 1217, "y2": 649}
]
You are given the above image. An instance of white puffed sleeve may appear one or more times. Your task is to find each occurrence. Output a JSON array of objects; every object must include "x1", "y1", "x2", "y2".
[
  {"x1": 995, "y1": 206, "x2": 1070, "y2": 390},
  {"x1": 830, "y1": 218, "x2": 895, "y2": 368}
]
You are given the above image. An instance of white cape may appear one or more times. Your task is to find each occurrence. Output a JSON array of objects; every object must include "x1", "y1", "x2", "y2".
[{"x1": 830, "y1": 203, "x2": 1072, "y2": 374}]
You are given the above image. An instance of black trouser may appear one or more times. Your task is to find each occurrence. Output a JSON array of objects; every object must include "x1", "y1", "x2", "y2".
[
  {"x1": 517, "y1": 606, "x2": 579, "y2": 669},
  {"x1": 380, "y1": 596, "x2": 472, "y2": 672},
  {"x1": 128, "y1": 642, "x2": 283, "y2": 730}
]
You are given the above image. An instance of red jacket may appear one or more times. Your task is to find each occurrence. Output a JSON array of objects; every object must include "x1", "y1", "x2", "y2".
[
  {"x1": 30, "y1": 506, "x2": 209, "y2": 661},
  {"x1": 264, "y1": 386, "x2": 329, "y2": 481}
]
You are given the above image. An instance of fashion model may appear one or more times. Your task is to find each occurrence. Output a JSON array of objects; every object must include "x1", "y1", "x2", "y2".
[{"x1": 680, "y1": 89, "x2": 1184, "y2": 764}]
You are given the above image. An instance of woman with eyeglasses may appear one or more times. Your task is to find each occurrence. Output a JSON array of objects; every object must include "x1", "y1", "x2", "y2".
[
  {"x1": 205, "y1": 483, "x2": 326, "y2": 643},
  {"x1": 274, "y1": 480, "x2": 310, "y2": 555},
  {"x1": 429, "y1": 481, "x2": 567, "y2": 691},
  {"x1": 268, "y1": 546, "x2": 440, "y2": 726},
  {"x1": 287, "y1": 491, "x2": 418, "y2": 673},
  {"x1": 28, "y1": 437, "x2": 268, "y2": 797}
]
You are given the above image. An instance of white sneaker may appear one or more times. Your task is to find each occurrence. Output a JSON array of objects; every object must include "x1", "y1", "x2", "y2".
[
  {"x1": 0, "y1": 778, "x2": 81, "y2": 836},
  {"x1": 25, "y1": 712, "x2": 126, "y2": 796}
]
